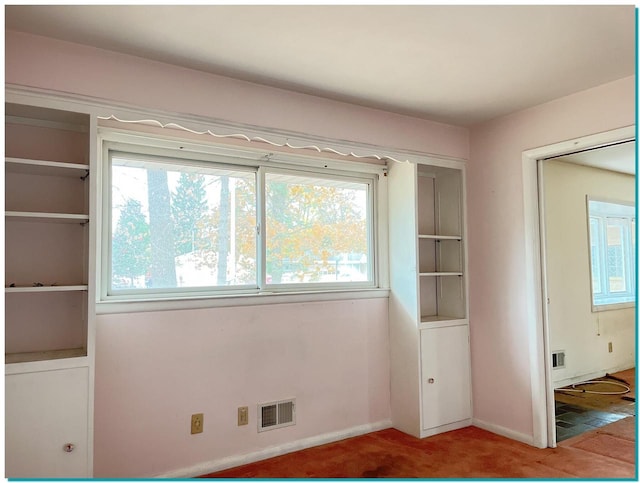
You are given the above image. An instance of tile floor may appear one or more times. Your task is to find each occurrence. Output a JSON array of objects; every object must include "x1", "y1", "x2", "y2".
[{"x1": 555, "y1": 400, "x2": 629, "y2": 442}]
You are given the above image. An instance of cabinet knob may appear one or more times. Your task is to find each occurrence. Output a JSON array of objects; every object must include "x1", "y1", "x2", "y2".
[
  {"x1": 427, "y1": 378, "x2": 435, "y2": 384},
  {"x1": 63, "y1": 443, "x2": 75, "y2": 453}
]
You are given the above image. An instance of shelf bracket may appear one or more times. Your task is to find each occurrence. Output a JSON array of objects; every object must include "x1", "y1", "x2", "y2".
[{"x1": 81, "y1": 170, "x2": 90, "y2": 181}]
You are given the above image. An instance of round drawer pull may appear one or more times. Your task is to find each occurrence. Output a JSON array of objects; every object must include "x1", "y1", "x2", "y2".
[
  {"x1": 63, "y1": 443, "x2": 75, "y2": 453},
  {"x1": 427, "y1": 378, "x2": 435, "y2": 384}
]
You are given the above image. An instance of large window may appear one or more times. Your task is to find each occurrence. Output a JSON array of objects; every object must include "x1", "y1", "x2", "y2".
[
  {"x1": 587, "y1": 198, "x2": 635, "y2": 310},
  {"x1": 103, "y1": 138, "x2": 376, "y2": 300}
]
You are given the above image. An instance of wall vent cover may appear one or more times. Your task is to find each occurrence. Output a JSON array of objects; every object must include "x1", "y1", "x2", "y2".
[
  {"x1": 552, "y1": 351, "x2": 565, "y2": 369},
  {"x1": 258, "y1": 398, "x2": 296, "y2": 432}
]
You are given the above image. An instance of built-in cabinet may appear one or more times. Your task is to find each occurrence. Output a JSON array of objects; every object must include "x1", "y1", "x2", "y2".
[
  {"x1": 5, "y1": 98, "x2": 95, "y2": 477},
  {"x1": 388, "y1": 159, "x2": 471, "y2": 438},
  {"x1": 420, "y1": 324, "x2": 471, "y2": 431},
  {"x1": 5, "y1": 367, "x2": 90, "y2": 477}
]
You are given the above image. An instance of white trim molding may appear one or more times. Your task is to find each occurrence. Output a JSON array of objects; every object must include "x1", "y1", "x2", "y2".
[
  {"x1": 472, "y1": 419, "x2": 534, "y2": 447},
  {"x1": 154, "y1": 420, "x2": 392, "y2": 478},
  {"x1": 96, "y1": 288, "x2": 390, "y2": 315}
]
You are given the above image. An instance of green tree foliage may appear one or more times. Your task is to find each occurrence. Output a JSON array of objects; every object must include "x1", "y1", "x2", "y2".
[
  {"x1": 112, "y1": 198, "x2": 151, "y2": 287},
  {"x1": 172, "y1": 173, "x2": 208, "y2": 256}
]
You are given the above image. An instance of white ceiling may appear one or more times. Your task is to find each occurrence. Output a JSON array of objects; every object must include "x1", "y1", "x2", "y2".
[{"x1": 4, "y1": 4, "x2": 636, "y2": 126}]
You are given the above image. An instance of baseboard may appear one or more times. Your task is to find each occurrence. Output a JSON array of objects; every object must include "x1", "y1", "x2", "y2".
[
  {"x1": 155, "y1": 419, "x2": 393, "y2": 478},
  {"x1": 472, "y1": 418, "x2": 534, "y2": 446}
]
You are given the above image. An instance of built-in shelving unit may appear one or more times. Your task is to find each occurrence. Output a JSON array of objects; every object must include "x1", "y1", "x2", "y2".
[
  {"x1": 388, "y1": 158, "x2": 471, "y2": 439},
  {"x1": 416, "y1": 165, "x2": 466, "y2": 323},
  {"x1": 5, "y1": 103, "x2": 90, "y2": 364},
  {"x1": 5, "y1": 96, "x2": 94, "y2": 478}
]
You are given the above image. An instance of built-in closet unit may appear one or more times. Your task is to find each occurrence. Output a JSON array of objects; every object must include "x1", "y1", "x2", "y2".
[
  {"x1": 388, "y1": 158, "x2": 471, "y2": 438},
  {"x1": 4, "y1": 92, "x2": 96, "y2": 478}
]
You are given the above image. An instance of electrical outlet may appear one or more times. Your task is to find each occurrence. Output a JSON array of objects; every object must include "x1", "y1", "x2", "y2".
[
  {"x1": 191, "y1": 413, "x2": 204, "y2": 434},
  {"x1": 238, "y1": 406, "x2": 249, "y2": 426},
  {"x1": 608, "y1": 342, "x2": 613, "y2": 353}
]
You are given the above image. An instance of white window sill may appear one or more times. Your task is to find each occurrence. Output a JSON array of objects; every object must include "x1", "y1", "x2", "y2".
[
  {"x1": 591, "y1": 301, "x2": 635, "y2": 312},
  {"x1": 96, "y1": 288, "x2": 390, "y2": 315}
]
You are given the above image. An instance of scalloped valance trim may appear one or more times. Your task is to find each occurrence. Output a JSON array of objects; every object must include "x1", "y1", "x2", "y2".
[
  {"x1": 7, "y1": 84, "x2": 466, "y2": 169},
  {"x1": 97, "y1": 114, "x2": 406, "y2": 164}
]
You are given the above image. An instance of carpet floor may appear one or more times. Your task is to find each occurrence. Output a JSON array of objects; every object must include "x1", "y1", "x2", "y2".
[{"x1": 203, "y1": 416, "x2": 636, "y2": 479}]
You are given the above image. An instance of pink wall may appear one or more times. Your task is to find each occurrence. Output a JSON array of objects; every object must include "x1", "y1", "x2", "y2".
[
  {"x1": 95, "y1": 299, "x2": 390, "y2": 477},
  {"x1": 5, "y1": 30, "x2": 469, "y2": 477},
  {"x1": 467, "y1": 76, "x2": 635, "y2": 437},
  {"x1": 5, "y1": 30, "x2": 469, "y2": 160}
]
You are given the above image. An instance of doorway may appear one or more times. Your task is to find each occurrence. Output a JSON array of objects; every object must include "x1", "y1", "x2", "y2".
[
  {"x1": 539, "y1": 142, "x2": 635, "y2": 443},
  {"x1": 521, "y1": 126, "x2": 635, "y2": 449}
]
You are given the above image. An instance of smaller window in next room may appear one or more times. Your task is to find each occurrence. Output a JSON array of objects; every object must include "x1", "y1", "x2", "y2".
[{"x1": 587, "y1": 198, "x2": 635, "y2": 311}]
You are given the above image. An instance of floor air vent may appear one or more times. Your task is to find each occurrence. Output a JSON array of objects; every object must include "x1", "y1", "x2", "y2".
[
  {"x1": 552, "y1": 351, "x2": 565, "y2": 369},
  {"x1": 258, "y1": 399, "x2": 295, "y2": 432}
]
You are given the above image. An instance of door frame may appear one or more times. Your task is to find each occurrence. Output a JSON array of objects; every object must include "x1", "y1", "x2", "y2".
[{"x1": 521, "y1": 125, "x2": 635, "y2": 448}]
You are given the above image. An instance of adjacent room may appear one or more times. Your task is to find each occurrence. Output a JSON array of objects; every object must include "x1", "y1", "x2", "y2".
[
  {"x1": 3, "y1": 4, "x2": 636, "y2": 479},
  {"x1": 540, "y1": 142, "x2": 636, "y2": 443}
]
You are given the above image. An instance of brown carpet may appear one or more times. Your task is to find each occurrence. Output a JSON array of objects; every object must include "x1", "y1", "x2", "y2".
[{"x1": 202, "y1": 416, "x2": 636, "y2": 478}]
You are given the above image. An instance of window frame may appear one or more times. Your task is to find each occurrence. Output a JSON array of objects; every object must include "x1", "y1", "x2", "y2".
[
  {"x1": 99, "y1": 129, "x2": 381, "y2": 303},
  {"x1": 260, "y1": 167, "x2": 376, "y2": 292},
  {"x1": 586, "y1": 196, "x2": 636, "y2": 312}
]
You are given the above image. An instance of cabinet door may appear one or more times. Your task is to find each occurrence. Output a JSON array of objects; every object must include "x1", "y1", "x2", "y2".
[
  {"x1": 5, "y1": 367, "x2": 89, "y2": 478},
  {"x1": 420, "y1": 325, "x2": 471, "y2": 430}
]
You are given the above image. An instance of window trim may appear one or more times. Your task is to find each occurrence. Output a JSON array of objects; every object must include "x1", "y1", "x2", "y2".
[
  {"x1": 586, "y1": 196, "x2": 636, "y2": 312},
  {"x1": 99, "y1": 128, "x2": 383, "y2": 304}
]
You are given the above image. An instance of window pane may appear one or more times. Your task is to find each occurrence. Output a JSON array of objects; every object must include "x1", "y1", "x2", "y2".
[
  {"x1": 265, "y1": 172, "x2": 370, "y2": 284},
  {"x1": 588, "y1": 199, "x2": 635, "y2": 307},
  {"x1": 606, "y1": 219, "x2": 626, "y2": 293},
  {"x1": 110, "y1": 154, "x2": 256, "y2": 291},
  {"x1": 589, "y1": 217, "x2": 602, "y2": 294}
]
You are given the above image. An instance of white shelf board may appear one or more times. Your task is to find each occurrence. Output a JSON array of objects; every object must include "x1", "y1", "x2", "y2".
[
  {"x1": 6, "y1": 285, "x2": 88, "y2": 293},
  {"x1": 5, "y1": 157, "x2": 89, "y2": 178},
  {"x1": 419, "y1": 272, "x2": 463, "y2": 277},
  {"x1": 5, "y1": 211, "x2": 89, "y2": 223},
  {"x1": 418, "y1": 234, "x2": 462, "y2": 240},
  {"x1": 5, "y1": 347, "x2": 87, "y2": 365},
  {"x1": 420, "y1": 315, "x2": 467, "y2": 323}
]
